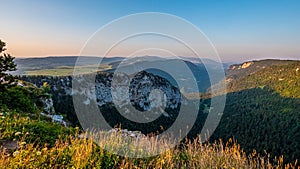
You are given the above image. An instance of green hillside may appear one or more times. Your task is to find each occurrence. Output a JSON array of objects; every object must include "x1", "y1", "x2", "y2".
[
  {"x1": 210, "y1": 60, "x2": 300, "y2": 163},
  {"x1": 227, "y1": 61, "x2": 300, "y2": 98},
  {"x1": 212, "y1": 87, "x2": 300, "y2": 163},
  {"x1": 226, "y1": 60, "x2": 297, "y2": 78}
]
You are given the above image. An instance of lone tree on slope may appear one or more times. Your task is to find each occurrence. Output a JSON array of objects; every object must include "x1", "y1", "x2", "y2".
[{"x1": 0, "y1": 39, "x2": 17, "y2": 76}]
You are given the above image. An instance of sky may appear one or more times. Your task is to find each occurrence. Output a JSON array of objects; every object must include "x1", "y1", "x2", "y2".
[{"x1": 1, "y1": 0, "x2": 300, "y2": 62}]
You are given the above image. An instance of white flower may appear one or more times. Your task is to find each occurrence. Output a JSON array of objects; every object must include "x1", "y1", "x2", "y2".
[{"x1": 0, "y1": 113, "x2": 3, "y2": 116}]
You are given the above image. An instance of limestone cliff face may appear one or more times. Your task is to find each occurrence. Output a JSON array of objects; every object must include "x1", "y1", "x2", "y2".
[
  {"x1": 20, "y1": 71, "x2": 182, "y2": 125},
  {"x1": 39, "y1": 97, "x2": 55, "y2": 114}
]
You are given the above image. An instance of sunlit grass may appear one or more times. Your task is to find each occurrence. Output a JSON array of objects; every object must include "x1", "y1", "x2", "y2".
[
  {"x1": 0, "y1": 110, "x2": 298, "y2": 168},
  {"x1": 1, "y1": 130, "x2": 298, "y2": 168}
]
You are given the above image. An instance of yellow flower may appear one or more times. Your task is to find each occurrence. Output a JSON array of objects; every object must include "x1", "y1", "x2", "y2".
[
  {"x1": 20, "y1": 141, "x2": 26, "y2": 145},
  {"x1": 36, "y1": 151, "x2": 42, "y2": 156},
  {"x1": 43, "y1": 82, "x2": 48, "y2": 87},
  {"x1": 20, "y1": 141, "x2": 26, "y2": 146},
  {"x1": 15, "y1": 132, "x2": 22, "y2": 136},
  {"x1": 13, "y1": 151, "x2": 20, "y2": 157}
]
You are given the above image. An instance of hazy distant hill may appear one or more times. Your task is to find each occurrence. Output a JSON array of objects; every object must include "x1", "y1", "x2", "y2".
[
  {"x1": 15, "y1": 56, "x2": 124, "y2": 68},
  {"x1": 14, "y1": 56, "x2": 124, "y2": 75},
  {"x1": 108, "y1": 58, "x2": 215, "y2": 92},
  {"x1": 14, "y1": 56, "x2": 227, "y2": 92}
]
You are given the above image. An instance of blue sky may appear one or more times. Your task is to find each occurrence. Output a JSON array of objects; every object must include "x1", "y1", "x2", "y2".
[{"x1": 1, "y1": 0, "x2": 300, "y2": 62}]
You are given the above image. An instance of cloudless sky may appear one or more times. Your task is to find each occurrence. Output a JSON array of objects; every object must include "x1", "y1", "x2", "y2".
[{"x1": 1, "y1": 0, "x2": 300, "y2": 62}]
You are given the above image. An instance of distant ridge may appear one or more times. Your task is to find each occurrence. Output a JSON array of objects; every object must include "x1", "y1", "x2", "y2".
[
  {"x1": 13, "y1": 56, "x2": 227, "y2": 92},
  {"x1": 225, "y1": 59, "x2": 300, "y2": 98}
]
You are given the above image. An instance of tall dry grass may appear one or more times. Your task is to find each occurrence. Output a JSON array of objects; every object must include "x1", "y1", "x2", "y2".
[{"x1": 0, "y1": 131, "x2": 298, "y2": 169}]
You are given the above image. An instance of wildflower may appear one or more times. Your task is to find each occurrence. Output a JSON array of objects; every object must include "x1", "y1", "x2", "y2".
[
  {"x1": 0, "y1": 113, "x2": 3, "y2": 116},
  {"x1": 13, "y1": 151, "x2": 20, "y2": 157},
  {"x1": 43, "y1": 82, "x2": 48, "y2": 88},
  {"x1": 20, "y1": 141, "x2": 26, "y2": 146},
  {"x1": 15, "y1": 132, "x2": 22, "y2": 136},
  {"x1": 36, "y1": 151, "x2": 42, "y2": 156}
]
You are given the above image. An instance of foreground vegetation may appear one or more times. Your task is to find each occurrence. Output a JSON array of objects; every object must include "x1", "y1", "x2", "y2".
[{"x1": 0, "y1": 110, "x2": 298, "y2": 168}]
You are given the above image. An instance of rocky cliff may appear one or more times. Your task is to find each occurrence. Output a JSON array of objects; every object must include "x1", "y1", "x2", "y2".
[{"x1": 20, "y1": 71, "x2": 182, "y2": 128}]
